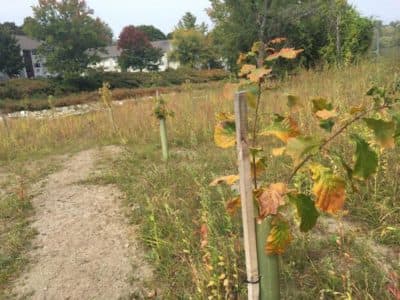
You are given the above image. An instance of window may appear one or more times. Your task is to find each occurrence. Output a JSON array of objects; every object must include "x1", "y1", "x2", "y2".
[{"x1": 34, "y1": 62, "x2": 41, "y2": 68}]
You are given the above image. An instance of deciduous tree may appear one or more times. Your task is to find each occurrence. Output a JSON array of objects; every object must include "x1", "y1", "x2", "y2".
[
  {"x1": 23, "y1": 0, "x2": 113, "y2": 77},
  {"x1": 136, "y1": 25, "x2": 166, "y2": 41},
  {"x1": 117, "y1": 25, "x2": 163, "y2": 72},
  {"x1": 0, "y1": 28, "x2": 24, "y2": 77}
]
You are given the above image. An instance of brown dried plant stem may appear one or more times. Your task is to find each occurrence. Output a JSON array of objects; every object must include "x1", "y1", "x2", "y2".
[{"x1": 288, "y1": 103, "x2": 391, "y2": 183}]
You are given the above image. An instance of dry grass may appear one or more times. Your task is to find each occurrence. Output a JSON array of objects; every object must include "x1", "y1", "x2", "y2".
[{"x1": 1, "y1": 57, "x2": 399, "y2": 298}]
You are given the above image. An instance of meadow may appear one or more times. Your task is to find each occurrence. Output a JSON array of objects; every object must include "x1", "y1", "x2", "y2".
[{"x1": 1, "y1": 56, "x2": 399, "y2": 299}]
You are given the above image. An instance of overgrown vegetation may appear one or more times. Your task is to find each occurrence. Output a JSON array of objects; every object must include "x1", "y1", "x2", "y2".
[
  {"x1": 0, "y1": 69, "x2": 228, "y2": 112},
  {"x1": 0, "y1": 160, "x2": 61, "y2": 297},
  {"x1": 1, "y1": 57, "x2": 398, "y2": 298}
]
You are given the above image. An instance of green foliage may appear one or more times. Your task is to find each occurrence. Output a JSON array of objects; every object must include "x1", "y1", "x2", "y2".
[
  {"x1": 0, "y1": 28, "x2": 24, "y2": 77},
  {"x1": 351, "y1": 134, "x2": 378, "y2": 180},
  {"x1": 288, "y1": 193, "x2": 319, "y2": 232},
  {"x1": 170, "y1": 13, "x2": 220, "y2": 69},
  {"x1": 23, "y1": 0, "x2": 112, "y2": 77},
  {"x1": 154, "y1": 97, "x2": 174, "y2": 120},
  {"x1": 135, "y1": 25, "x2": 166, "y2": 41},
  {"x1": 207, "y1": 0, "x2": 374, "y2": 70},
  {"x1": 212, "y1": 40, "x2": 400, "y2": 259}
]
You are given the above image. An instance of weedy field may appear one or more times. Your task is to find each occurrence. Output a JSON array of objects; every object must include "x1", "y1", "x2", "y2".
[{"x1": 1, "y1": 56, "x2": 399, "y2": 299}]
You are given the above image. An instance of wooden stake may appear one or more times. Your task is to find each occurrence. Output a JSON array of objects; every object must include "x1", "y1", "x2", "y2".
[{"x1": 234, "y1": 91, "x2": 260, "y2": 300}]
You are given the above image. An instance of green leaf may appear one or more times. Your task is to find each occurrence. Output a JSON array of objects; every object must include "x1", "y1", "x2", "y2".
[
  {"x1": 288, "y1": 193, "x2": 319, "y2": 232},
  {"x1": 260, "y1": 114, "x2": 300, "y2": 143},
  {"x1": 311, "y1": 98, "x2": 333, "y2": 113},
  {"x1": 266, "y1": 216, "x2": 292, "y2": 255},
  {"x1": 287, "y1": 94, "x2": 301, "y2": 110},
  {"x1": 286, "y1": 136, "x2": 321, "y2": 164},
  {"x1": 245, "y1": 85, "x2": 259, "y2": 109},
  {"x1": 363, "y1": 118, "x2": 395, "y2": 149},
  {"x1": 319, "y1": 119, "x2": 335, "y2": 132},
  {"x1": 351, "y1": 134, "x2": 378, "y2": 180},
  {"x1": 391, "y1": 113, "x2": 400, "y2": 139},
  {"x1": 214, "y1": 113, "x2": 236, "y2": 148}
]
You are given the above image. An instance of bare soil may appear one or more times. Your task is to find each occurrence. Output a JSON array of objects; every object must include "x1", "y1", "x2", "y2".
[{"x1": 11, "y1": 146, "x2": 152, "y2": 300}]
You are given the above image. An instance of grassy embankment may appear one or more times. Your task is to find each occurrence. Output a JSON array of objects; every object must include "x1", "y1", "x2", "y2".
[{"x1": 0, "y1": 56, "x2": 399, "y2": 299}]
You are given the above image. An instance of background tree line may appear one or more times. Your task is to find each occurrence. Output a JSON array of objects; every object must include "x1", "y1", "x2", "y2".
[{"x1": 0, "y1": 0, "x2": 397, "y2": 79}]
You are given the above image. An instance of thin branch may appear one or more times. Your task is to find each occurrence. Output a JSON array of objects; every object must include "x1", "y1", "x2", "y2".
[
  {"x1": 287, "y1": 103, "x2": 391, "y2": 183},
  {"x1": 251, "y1": 81, "x2": 263, "y2": 189}
]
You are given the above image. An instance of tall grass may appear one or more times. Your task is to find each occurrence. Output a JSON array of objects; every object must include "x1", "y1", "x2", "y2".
[{"x1": 1, "y1": 58, "x2": 399, "y2": 298}]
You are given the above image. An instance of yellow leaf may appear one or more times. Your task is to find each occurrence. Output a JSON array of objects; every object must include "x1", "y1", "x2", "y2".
[
  {"x1": 279, "y1": 48, "x2": 304, "y2": 59},
  {"x1": 214, "y1": 113, "x2": 236, "y2": 148},
  {"x1": 247, "y1": 68, "x2": 272, "y2": 83},
  {"x1": 260, "y1": 115, "x2": 300, "y2": 143},
  {"x1": 310, "y1": 164, "x2": 346, "y2": 214},
  {"x1": 269, "y1": 37, "x2": 287, "y2": 44},
  {"x1": 315, "y1": 109, "x2": 338, "y2": 120},
  {"x1": 210, "y1": 175, "x2": 239, "y2": 186},
  {"x1": 272, "y1": 147, "x2": 286, "y2": 156},
  {"x1": 266, "y1": 216, "x2": 292, "y2": 255},
  {"x1": 226, "y1": 196, "x2": 241, "y2": 216},
  {"x1": 236, "y1": 52, "x2": 247, "y2": 65},
  {"x1": 266, "y1": 48, "x2": 303, "y2": 61},
  {"x1": 239, "y1": 64, "x2": 256, "y2": 77},
  {"x1": 255, "y1": 183, "x2": 287, "y2": 219}
]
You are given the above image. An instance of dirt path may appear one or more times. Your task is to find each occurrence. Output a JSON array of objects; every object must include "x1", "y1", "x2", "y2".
[{"x1": 11, "y1": 146, "x2": 152, "y2": 300}]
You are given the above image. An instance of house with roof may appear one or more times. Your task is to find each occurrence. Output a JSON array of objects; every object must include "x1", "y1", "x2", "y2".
[
  {"x1": 14, "y1": 35, "x2": 178, "y2": 78},
  {"x1": 94, "y1": 40, "x2": 178, "y2": 72},
  {"x1": 15, "y1": 35, "x2": 50, "y2": 78}
]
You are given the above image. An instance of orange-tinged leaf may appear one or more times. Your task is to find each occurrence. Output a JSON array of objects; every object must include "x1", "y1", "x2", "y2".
[
  {"x1": 260, "y1": 115, "x2": 300, "y2": 143},
  {"x1": 236, "y1": 52, "x2": 247, "y2": 65},
  {"x1": 310, "y1": 164, "x2": 346, "y2": 214},
  {"x1": 256, "y1": 183, "x2": 287, "y2": 219},
  {"x1": 279, "y1": 48, "x2": 304, "y2": 59},
  {"x1": 239, "y1": 64, "x2": 256, "y2": 77},
  {"x1": 265, "y1": 51, "x2": 280, "y2": 61},
  {"x1": 364, "y1": 118, "x2": 396, "y2": 149},
  {"x1": 226, "y1": 196, "x2": 241, "y2": 216},
  {"x1": 210, "y1": 175, "x2": 239, "y2": 186},
  {"x1": 223, "y1": 83, "x2": 240, "y2": 100},
  {"x1": 200, "y1": 223, "x2": 208, "y2": 249},
  {"x1": 269, "y1": 37, "x2": 287, "y2": 44},
  {"x1": 272, "y1": 147, "x2": 286, "y2": 156},
  {"x1": 266, "y1": 216, "x2": 292, "y2": 255},
  {"x1": 315, "y1": 109, "x2": 338, "y2": 120},
  {"x1": 266, "y1": 48, "x2": 303, "y2": 61},
  {"x1": 214, "y1": 113, "x2": 236, "y2": 148},
  {"x1": 247, "y1": 68, "x2": 272, "y2": 83}
]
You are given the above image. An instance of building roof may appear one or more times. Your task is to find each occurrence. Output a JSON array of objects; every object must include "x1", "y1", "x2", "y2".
[
  {"x1": 15, "y1": 35, "x2": 41, "y2": 50},
  {"x1": 99, "y1": 40, "x2": 172, "y2": 59},
  {"x1": 13, "y1": 35, "x2": 172, "y2": 58}
]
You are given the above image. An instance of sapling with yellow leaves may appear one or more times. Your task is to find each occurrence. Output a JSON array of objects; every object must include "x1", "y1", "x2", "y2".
[{"x1": 211, "y1": 37, "x2": 400, "y2": 299}]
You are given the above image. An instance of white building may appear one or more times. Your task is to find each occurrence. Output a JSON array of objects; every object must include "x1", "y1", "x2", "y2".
[
  {"x1": 95, "y1": 40, "x2": 179, "y2": 72},
  {"x1": 15, "y1": 35, "x2": 50, "y2": 78},
  {"x1": 13, "y1": 36, "x2": 178, "y2": 78}
]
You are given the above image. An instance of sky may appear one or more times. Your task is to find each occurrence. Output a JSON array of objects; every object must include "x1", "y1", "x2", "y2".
[{"x1": 0, "y1": 0, "x2": 399, "y2": 37}]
